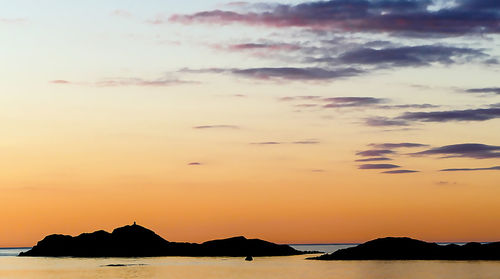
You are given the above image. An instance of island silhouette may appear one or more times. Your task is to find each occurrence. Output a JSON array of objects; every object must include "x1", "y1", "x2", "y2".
[
  {"x1": 309, "y1": 237, "x2": 500, "y2": 260},
  {"x1": 19, "y1": 223, "x2": 310, "y2": 257}
]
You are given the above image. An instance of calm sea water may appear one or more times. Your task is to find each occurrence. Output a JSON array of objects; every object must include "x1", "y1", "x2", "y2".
[{"x1": 1, "y1": 245, "x2": 500, "y2": 279}]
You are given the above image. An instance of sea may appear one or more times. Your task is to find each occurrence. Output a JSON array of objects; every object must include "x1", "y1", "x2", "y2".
[{"x1": 2, "y1": 245, "x2": 500, "y2": 279}]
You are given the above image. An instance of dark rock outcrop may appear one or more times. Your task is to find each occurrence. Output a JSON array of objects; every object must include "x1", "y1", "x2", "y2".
[
  {"x1": 19, "y1": 224, "x2": 305, "y2": 257},
  {"x1": 309, "y1": 237, "x2": 500, "y2": 260}
]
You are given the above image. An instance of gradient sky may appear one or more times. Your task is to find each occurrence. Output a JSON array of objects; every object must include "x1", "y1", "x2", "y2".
[{"x1": 1, "y1": 0, "x2": 500, "y2": 247}]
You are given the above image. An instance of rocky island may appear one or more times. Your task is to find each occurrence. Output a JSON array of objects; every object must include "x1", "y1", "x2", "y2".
[
  {"x1": 309, "y1": 237, "x2": 500, "y2": 260},
  {"x1": 19, "y1": 223, "x2": 308, "y2": 257}
]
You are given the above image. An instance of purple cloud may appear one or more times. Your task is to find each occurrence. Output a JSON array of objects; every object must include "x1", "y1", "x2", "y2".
[
  {"x1": 465, "y1": 87, "x2": 500, "y2": 95},
  {"x1": 412, "y1": 143, "x2": 500, "y2": 159},
  {"x1": 355, "y1": 157, "x2": 392, "y2": 162},
  {"x1": 369, "y1": 143, "x2": 428, "y2": 149},
  {"x1": 182, "y1": 67, "x2": 362, "y2": 81},
  {"x1": 356, "y1": 149, "x2": 395, "y2": 157},
  {"x1": 359, "y1": 164, "x2": 400, "y2": 169},
  {"x1": 382, "y1": 170, "x2": 419, "y2": 174},
  {"x1": 188, "y1": 162, "x2": 202, "y2": 166},
  {"x1": 338, "y1": 45, "x2": 485, "y2": 67},
  {"x1": 366, "y1": 107, "x2": 500, "y2": 126},
  {"x1": 399, "y1": 108, "x2": 500, "y2": 122},
  {"x1": 169, "y1": 0, "x2": 500, "y2": 37},
  {"x1": 440, "y1": 166, "x2": 500, "y2": 171}
]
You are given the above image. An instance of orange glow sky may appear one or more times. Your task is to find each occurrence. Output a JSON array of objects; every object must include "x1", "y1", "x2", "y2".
[{"x1": 1, "y1": 0, "x2": 500, "y2": 247}]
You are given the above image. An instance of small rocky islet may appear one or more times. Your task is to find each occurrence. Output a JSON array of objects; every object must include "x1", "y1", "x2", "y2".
[
  {"x1": 19, "y1": 223, "x2": 310, "y2": 257},
  {"x1": 309, "y1": 237, "x2": 500, "y2": 260}
]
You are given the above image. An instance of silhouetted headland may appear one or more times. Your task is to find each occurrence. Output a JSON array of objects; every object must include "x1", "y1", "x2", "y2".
[
  {"x1": 309, "y1": 237, "x2": 500, "y2": 260},
  {"x1": 19, "y1": 223, "x2": 310, "y2": 257}
]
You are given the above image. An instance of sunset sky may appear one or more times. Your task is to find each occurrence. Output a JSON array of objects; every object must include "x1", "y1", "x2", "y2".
[{"x1": 1, "y1": 0, "x2": 499, "y2": 247}]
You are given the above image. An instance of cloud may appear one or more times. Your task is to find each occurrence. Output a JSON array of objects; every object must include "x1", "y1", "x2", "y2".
[
  {"x1": 292, "y1": 139, "x2": 320, "y2": 144},
  {"x1": 188, "y1": 162, "x2": 202, "y2": 166},
  {"x1": 182, "y1": 67, "x2": 362, "y2": 81},
  {"x1": 377, "y1": 104, "x2": 440, "y2": 109},
  {"x1": 251, "y1": 141, "x2": 282, "y2": 145},
  {"x1": 465, "y1": 87, "x2": 500, "y2": 95},
  {"x1": 217, "y1": 43, "x2": 302, "y2": 52},
  {"x1": 251, "y1": 140, "x2": 320, "y2": 145},
  {"x1": 359, "y1": 164, "x2": 400, "y2": 169},
  {"x1": 311, "y1": 169, "x2": 326, "y2": 172},
  {"x1": 232, "y1": 67, "x2": 362, "y2": 81},
  {"x1": 412, "y1": 143, "x2": 500, "y2": 159},
  {"x1": 440, "y1": 166, "x2": 500, "y2": 172},
  {"x1": 399, "y1": 108, "x2": 500, "y2": 122},
  {"x1": 50, "y1": 80, "x2": 71, "y2": 84},
  {"x1": 382, "y1": 170, "x2": 419, "y2": 174},
  {"x1": 369, "y1": 143, "x2": 428, "y2": 149},
  {"x1": 169, "y1": 0, "x2": 500, "y2": 36},
  {"x1": 50, "y1": 77, "x2": 197, "y2": 87},
  {"x1": 356, "y1": 149, "x2": 395, "y2": 157},
  {"x1": 322, "y1": 97, "x2": 386, "y2": 108},
  {"x1": 365, "y1": 107, "x2": 500, "y2": 126},
  {"x1": 338, "y1": 45, "x2": 485, "y2": 67},
  {"x1": 355, "y1": 157, "x2": 392, "y2": 162},
  {"x1": 364, "y1": 116, "x2": 409, "y2": 127},
  {"x1": 193, "y1": 125, "x2": 239, "y2": 129},
  {"x1": 95, "y1": 77, "x2": 197, "y2": 87}
]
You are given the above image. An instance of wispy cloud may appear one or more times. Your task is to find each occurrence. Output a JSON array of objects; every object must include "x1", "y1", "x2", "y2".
[
  {"x1": 382, "y1": 170, "x2": 419, "y2": 174},
  {"x1": 359, "y1": 164, "x2": 400, "y2": 169},
  {"x1": 188, "y1": 162, "x2": 203, "y2": 166},
  {"x1": 181, "y1": 67, "x2": 363, "y2": 82},
  {"x1": 465, "y1": 87, "x2": 500, "y2": 95},
  {"x1": 292, "y1": 139, "x2": 320, "y2": 145},
  {"x1": 322, "y1": 97, "x2": 386, "y2": 108},
  {"x1": 193, "y1": 125, "x2": 240, "y2": 129},
  {"x1": 365, "y1": 107, "x2": 500, "y2": 126},
  {"x1": 440, "y1": 166, "x2": 500, "y2": 172},
  {"x1": 356, "y1": 149, "x2": 395, "y2": 157},
  {"x1": 169, "y1": 0, "x2": 500, "y2": 37},
  {"x1": 412, "y1": 143, "x2": 500, "y2": 159},
  {"x1": 251, "y1": 139, "x2": 320, "y2": 145},
  {"x1": 399, "y1": 108, "x2": 500, "y2": 122},
  {"x1": 338, "y1": 45, "x2": 486, "y2": 67},
  {"x1": 50, "y1": 77, "x2": 197, "y2": 87},
  {"x1": 355, "y1": 157, "x2": 392, "y2": 162},
  {"x1": 251, "y1": 141, "x2": 282, "y2": 145},
  {"x1": 369, "y1": 143, "x2": 428, "y2": 149}
]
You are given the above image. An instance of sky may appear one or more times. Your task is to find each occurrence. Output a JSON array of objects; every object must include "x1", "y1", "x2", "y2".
[{"x1": 1, "y1": 0, "x2": 499, "y2": 247}]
